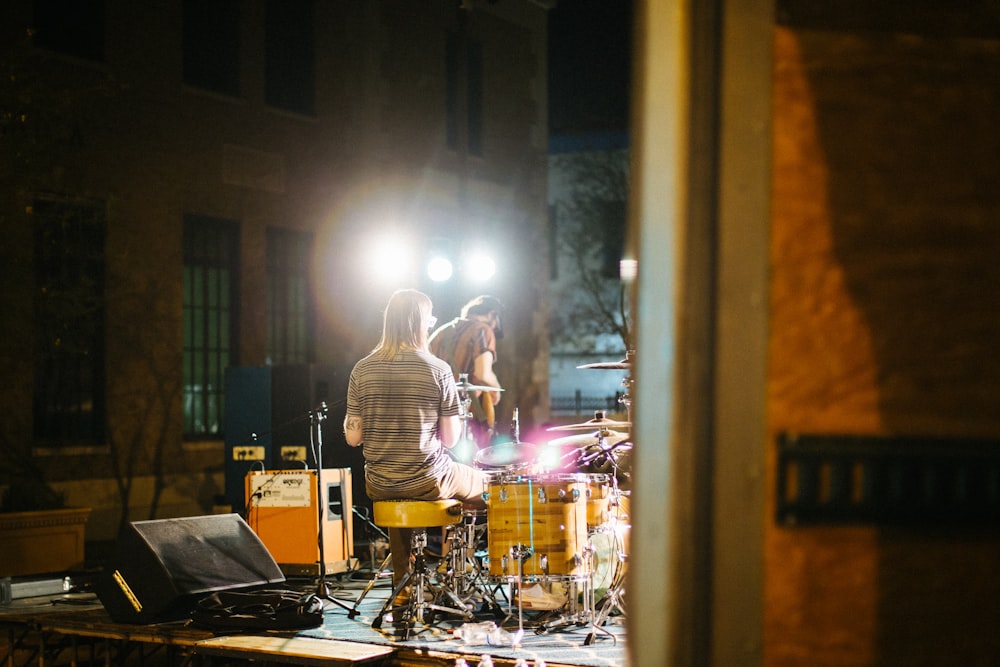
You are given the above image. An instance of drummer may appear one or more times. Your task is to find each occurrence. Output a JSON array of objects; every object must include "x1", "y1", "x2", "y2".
[
  {"x1": 344, "y1": 289, "x2": 488, "y2": 602},
  {"x1": 429, "y1": 295, "x2": 505, "y2": 448}
]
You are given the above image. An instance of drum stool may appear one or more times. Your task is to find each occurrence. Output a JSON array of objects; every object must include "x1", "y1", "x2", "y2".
[{"x1": 368, "y1": 499, "x2": 472, "y2": 638}]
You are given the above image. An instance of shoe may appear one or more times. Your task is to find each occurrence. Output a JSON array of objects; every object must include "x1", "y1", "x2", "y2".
[{"x1": 392, "y1": 585, "x2": 411, "y2": 607}]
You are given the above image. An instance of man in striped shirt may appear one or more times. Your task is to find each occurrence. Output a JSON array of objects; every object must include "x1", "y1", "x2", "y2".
[{"x1": 344, "y1": 289, "x2": 488, "y2": 600}]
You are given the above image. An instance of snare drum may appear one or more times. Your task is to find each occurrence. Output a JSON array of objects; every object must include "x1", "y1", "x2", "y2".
[
  {"x1": 485, "y1": 473, "x2": 589, "y2": 578},
  {"x1": 475, "y1": 442, "x2": 540, "y2": 475}
]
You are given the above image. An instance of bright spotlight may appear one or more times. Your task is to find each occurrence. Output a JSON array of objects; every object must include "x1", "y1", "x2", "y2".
[
  {"x1": 620, "y1": 258, "x2": 638, "y2": 282},
  {"x1": 367, "y1": 236, "x2": 413, "y2": 284},
  {"x1": 464, "y1": 251, "x2": 496, "y2": 282},
  {"x1": 450, "y1": 436, "x2": 477, "y2": 464},
  {"x1": 427, "y1": 255, "x2": 453, "y2": 282}
]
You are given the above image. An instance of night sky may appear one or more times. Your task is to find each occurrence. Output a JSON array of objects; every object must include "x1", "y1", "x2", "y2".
[{"x1": 547, "y1": 0, "x2": 633, "y2": 136}]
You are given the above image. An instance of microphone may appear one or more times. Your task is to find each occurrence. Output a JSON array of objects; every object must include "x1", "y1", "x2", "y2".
[{"x1": 511, "y1": 407, "x2": 520, "y2": 443}]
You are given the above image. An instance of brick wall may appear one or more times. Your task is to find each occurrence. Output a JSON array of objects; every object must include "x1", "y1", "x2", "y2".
[{"x1": 767, "y1": 24, "x2": 1000, "y2": 666}]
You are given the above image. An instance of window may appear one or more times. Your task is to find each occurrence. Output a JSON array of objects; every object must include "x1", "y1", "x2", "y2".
[
  {"x1": 265, "y1": 0, "x2": 316, "y2": 115},
  {"x1": 466, "y1": 40, "x2": 483, "y2": 156},
  {"x1": 183, "y1": 215, "x2": 239, "y2": 438},
  {"x1": 33, "y1": 199, "x2": 106, "y2": 445},
  {"x1": 182, "y1": 0, "x2": 240, "y2": 96},
  {"x1": 33, "y1": 0, "x2": 105, "y2": 62},
  {"x1": 266, "y1": 228, "x2": 314, "y2": 365},
  {"x1": 445, "y1": 30, "x2": 484, "y2": 155}
]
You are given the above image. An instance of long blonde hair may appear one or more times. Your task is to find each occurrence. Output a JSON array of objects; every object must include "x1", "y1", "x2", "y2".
[{"x1": 374, "y1": 289, "x2": 432, "y2": 360}]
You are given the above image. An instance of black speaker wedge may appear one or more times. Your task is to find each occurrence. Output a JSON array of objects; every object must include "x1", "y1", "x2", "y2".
[{"x1": 97, "y1": 513, "x2": 285, "y2": 624}]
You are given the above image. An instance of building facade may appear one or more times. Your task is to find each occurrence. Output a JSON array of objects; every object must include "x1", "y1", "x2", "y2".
[{"x1": 0, "y1": 0, "x2": 551, "y2": 541}]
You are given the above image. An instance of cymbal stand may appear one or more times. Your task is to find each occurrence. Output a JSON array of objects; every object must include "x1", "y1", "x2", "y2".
[{"x1": 457, "y1": 373, "x2": 477, "y2": 447}]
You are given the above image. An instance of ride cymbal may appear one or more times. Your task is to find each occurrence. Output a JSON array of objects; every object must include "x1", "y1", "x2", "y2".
[
  {"x1": 577, "y1": 359, "x2": 631, "y2": 370},
  {"x1": 546, "y1": 417, "x2": 632, "y2": 432},
  {"x1": 547, "y1": 430, "x2": 631, "y2": 447},
  {"x1": 455, "y1": 380, "x2": 504, "y2": 393}
]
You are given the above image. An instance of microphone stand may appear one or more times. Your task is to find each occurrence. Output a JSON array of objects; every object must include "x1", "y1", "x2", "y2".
[{"x1": 310, "y1": 402, "x2": 352, "y2": 612}]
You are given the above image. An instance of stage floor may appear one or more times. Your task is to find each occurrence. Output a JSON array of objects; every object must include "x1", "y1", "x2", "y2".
[{"x1": 2, "y1": 570, "x2": 627, "y2": 667}]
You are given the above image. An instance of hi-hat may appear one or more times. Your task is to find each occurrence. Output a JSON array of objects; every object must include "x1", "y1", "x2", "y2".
[
  {"x1": 456, "y1": 379, "x2": 504, "y2": 393},
  {"x1": 547, "y1": 416, "x2": 632, "y2": 432},
  {"x1": 577, "y1": 359, "x2": 631, "y2": 370}
]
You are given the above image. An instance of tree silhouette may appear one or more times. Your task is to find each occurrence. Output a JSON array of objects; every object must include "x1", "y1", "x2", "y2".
[{"x1": 550, "y1": 148, "x2": 632, "y2": 354}]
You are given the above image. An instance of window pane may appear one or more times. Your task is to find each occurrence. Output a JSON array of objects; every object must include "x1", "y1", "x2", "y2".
[
  {"x1": 183, "y1": 214, "x2": 239, "y2": 438},
  {"x1": 265, "y1": 0, "x2": 316, "y2": 115},
  {"x1": 33, "y1": 0, "x2": 105, "y2": 62},
  {"x1": 182, "y1": 0, "x2": 240, "y2": 96},
  {"x1": 33, "y1": 199, "x2": 106, "y2": 445},
  {"x1": 467, "y1": 40, "x2": 483, "y2": 156},
  {"x1": 266, "y1": 228, "x2": 314, "y2": 364}
]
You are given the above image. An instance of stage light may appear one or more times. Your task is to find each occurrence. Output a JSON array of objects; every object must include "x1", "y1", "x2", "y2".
[
  {"x1": 620, "y1": 258, "x2": 638, "y2": 282},
  {"x1": 427, "y1": 255, "x2": 453, "y2": 282},
  {"x1": 366, "y1": 234, "x2": 414, "y2": 284},
  {"x1": 450, "y1": 436, "x2": 477, "y2": 464},
  {"x1": 464, "y1": 251, "x2": 496, "y2": 282}
]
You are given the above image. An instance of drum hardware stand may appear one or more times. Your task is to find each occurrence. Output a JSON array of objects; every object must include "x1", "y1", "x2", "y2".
[
  {"x1": 441, "y1": 513, "x2": 499, "y2": 612},
  {"x1": 586, "y1": 471, "x2": 628, "y2": 644},
  {"x1": 502, "y1": 544, "x2": 534, "y2": 634},
  {"x1": 372, "y1": 529, "x2": 474, "y2": 640}
]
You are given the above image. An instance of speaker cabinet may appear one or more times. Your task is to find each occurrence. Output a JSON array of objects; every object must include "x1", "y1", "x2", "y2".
[
  {"x1": 224, "y1": 366, "x2": 272, "y2": 511},
  {"x1": 97, "y1": 514, "x2": 284, "y2": 624},
  {"x1": 244, "y1": 468, "x2": 356, "y2": 575}
]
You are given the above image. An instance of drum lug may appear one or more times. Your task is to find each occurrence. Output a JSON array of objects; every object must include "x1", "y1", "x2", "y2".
[{"x1": 538, "y1": 487, "x2": 547, "y2": 503}]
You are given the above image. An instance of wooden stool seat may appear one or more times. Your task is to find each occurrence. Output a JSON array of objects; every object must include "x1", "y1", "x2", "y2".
[{"x1": 372, "y1": 499, "x2": 463, "y2": 529}]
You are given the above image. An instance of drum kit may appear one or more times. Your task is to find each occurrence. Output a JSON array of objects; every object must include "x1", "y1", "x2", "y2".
[{"x1": 437, "y1": 353, "x2": 635, "y2": 644}]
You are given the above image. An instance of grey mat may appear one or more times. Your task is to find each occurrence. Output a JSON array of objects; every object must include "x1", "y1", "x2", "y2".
[{"x1": 296, "y1": 573, "x2": 627, "y2": 667}]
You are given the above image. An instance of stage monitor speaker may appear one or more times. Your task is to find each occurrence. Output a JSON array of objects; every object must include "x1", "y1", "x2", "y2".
[{"x1": 97, "y1": 514, "x2": 285, "y2": 624}]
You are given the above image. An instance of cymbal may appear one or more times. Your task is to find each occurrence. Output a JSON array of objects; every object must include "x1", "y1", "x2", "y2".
[
  {"x1": 455, "y1": 380, "x2": 504, "y2": 393},
  {"x1": 577, "y1": 359, "x2": 631, "y2": 370},
  {"x1": 547, "y1": 416, "x2": 632, "y2": 432},
  {"x1": 547, "y1": 430, "x2": 630, "y2": 448}
]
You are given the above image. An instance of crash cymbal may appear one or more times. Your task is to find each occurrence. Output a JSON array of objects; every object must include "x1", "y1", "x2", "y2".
[
  {"x1": 546, "y1": 417, "x2": 632, "y2": 432},
  {"x1": 547, "y1": 430, "x2": 631, "y2": 448},
  {"x1": 577, "y1": 359, "x2": 631, "y2": 370},
  {"x1": 455, "y1": 380, "x2": 504, "y2": 393}
]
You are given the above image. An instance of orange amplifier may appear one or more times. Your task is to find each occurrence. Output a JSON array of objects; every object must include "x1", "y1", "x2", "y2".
[{"x1": 244, "y1": 468, "x2": 356, "y2": 575}]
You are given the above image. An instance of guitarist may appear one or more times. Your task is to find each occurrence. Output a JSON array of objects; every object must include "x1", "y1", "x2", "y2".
[{"x1": 429, "y1": 295, "x2": 504, "y2": 449}]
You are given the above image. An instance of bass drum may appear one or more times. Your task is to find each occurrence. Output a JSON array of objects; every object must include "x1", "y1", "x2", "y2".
[
  {"x1": 485, "y1": 473, "x2": 589, "y2": 579},
  {"x1": 589, "y1": 494, "x2": 630, "y2": 600}
]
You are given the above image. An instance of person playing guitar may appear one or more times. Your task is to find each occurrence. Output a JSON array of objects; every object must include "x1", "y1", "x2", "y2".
[{"x1": 429, "y1": 295, "x2": 504, "y2": 449}]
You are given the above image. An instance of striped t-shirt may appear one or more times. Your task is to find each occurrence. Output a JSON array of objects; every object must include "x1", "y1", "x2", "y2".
[{"x1": 346, "y1": 347, "x2": 461, "y2": 497}]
